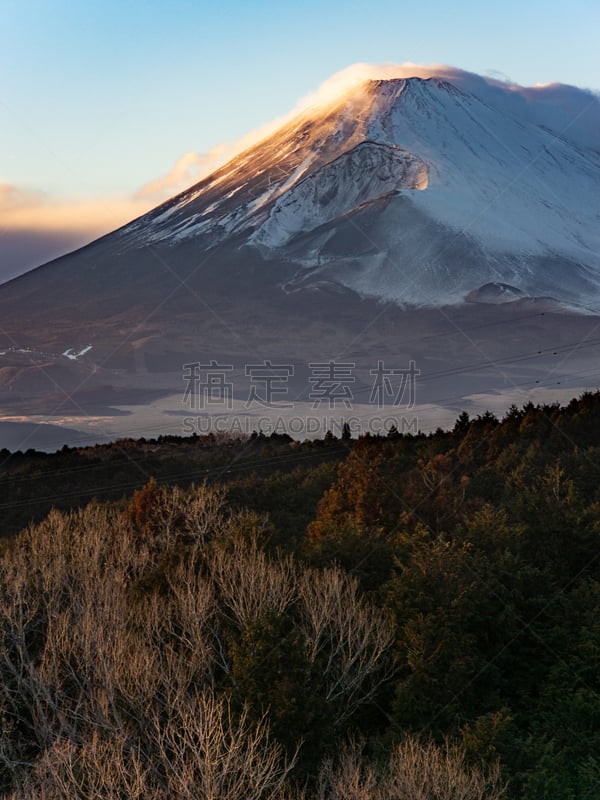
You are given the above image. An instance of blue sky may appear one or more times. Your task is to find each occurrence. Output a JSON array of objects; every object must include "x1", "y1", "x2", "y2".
[{"x1": 1, "y1": 0, "x2": 599, "y2": 278}]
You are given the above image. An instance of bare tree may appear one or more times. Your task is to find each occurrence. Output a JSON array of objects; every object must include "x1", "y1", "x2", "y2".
[
  {"x1": 316, "y1": 739, "x2": 379, "y2": 800},
  {"x1": 145, "y1": 482, "x2": 230, "y2": 544},
  {"x1": 1, "y1": 496, "x2": 500, "y2": 800},
  {"x1": 180, "y1": 483, "x2": 229, "y2": 542},
  {"x1": 298, "y1": 566, "x2": 396, "y2": 723},
  {"x1": 315, "y1": 738, "x2": 506, "y2": 800},
  {"x1": 210, "y1": 540, "x2": 296, "y2": 628},
  {"x1": 386, "y1": 737, "x2": 506, "y2": 800},
  {"x1": 0, "y1": 501, "x2": 299, "y2": 798},
  {"x1": 13, "y1": 692, "x2": 296, "y2": 800},
  {"x1": 146, "y1": 690, "x2": 297, "y2": 799}
]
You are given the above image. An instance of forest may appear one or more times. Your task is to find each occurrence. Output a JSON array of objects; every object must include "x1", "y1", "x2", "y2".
[{"x1": 0, "y1": 393, "x2": 599, "y2": 798}]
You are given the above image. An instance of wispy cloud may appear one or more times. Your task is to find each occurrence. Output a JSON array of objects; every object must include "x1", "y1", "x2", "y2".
[{"x1": 135, "y1": 148, "x2": 229, "y2": 201}]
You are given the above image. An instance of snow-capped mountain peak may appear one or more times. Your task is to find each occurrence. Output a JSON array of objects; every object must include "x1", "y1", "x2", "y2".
[{"x1": 120, "y1": 70, "x2": 600, "y2": 308}]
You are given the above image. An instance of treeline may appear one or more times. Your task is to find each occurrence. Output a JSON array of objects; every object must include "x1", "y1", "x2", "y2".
[
  {"x1": 0, "y1": 431, "x2": 346, "y2": 539},
  {"x1": 1, "y1": 392, "x2": 600, "y2": 797}
]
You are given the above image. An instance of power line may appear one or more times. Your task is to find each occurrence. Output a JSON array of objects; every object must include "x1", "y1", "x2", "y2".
[{"x1": 0, "y1": 445, "x2": 350, "y2": 514}]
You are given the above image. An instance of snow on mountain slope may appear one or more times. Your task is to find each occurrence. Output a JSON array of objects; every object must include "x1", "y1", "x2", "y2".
[
  {"x1": 364, "y1": 78, "x2": 600, "y2": 260},
  {"x1": 253, "y1": 141, "x2": 428, "y2": 247},
  {"x1": 122, "y1": 87, "x2": 376, "y2": 247},
  {"x1": 119, "y1": 73, "x2": 600, "y2": 308}
]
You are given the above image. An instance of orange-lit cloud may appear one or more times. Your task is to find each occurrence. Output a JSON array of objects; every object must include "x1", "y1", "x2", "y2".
[
  {"x1": 0, "y1": 189, "x2": 148, "y2": 233},
  {"x1": 136, "y1": 148, "x2": 229, "y2": 201},
  {"x1": 0, "y1": 183, "x2": 47, "y2": 212},
  {"x1": 136, "y1": 118, "x2": 304, "y2": 204},
  {"x1": 0, "y1": 183, "x2": 155, "y2": 282},
  {"x1": 291, "y1": 62, "x2": 451, "y2": 108}
]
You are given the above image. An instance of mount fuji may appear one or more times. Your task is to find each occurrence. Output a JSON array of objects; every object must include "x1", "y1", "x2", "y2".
[
  {"x1": 119, "y1": 74, "x2": 600, "y2": 308},
  {"x1": 1, "y1": 65, "x2": 600, "y2": 447}
]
